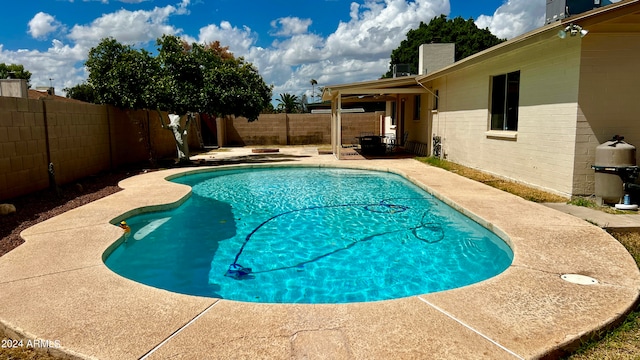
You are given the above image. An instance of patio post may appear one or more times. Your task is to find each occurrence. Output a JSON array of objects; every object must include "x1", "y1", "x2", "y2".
[{"x1": 330, "y1": 91, "x2": 342, "y2": 159}]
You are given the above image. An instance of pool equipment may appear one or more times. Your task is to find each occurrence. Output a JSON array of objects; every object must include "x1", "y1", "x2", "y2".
[
  {"x1": 592, "y1": 135, "x2": 640, "y2": 208},
  {"x1": 225, "y1": 263, "x2": 253, "y2": 279}
]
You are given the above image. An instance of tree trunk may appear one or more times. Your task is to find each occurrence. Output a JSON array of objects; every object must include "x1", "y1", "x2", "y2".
[{"x1": 168, "y1": 114, "x2": 190, "y2": 163}]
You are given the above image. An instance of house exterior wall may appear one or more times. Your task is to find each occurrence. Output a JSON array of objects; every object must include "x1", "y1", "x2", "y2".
[
  {"x1": 575, "y1": 33, "x2": 640, "y2": 195},
  {"x1": 402, "y1": 93, "x2": 431, "y2": 147},
  {"x1": 429, "y1": 35, "x2": 583, "y2": 196}
]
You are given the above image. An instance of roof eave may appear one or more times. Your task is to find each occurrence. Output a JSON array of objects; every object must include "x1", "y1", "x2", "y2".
[
  {"x1": 417, "y1": 0, "x2": 640, "y2": 84},
  {"x1": 321, "y1": 75, "x2": 420, "y2": 101}
]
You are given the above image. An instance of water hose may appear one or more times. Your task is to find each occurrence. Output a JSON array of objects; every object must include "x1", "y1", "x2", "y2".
[{"x1": 225, "y1": 198, "x2": 440, "y2": 280}]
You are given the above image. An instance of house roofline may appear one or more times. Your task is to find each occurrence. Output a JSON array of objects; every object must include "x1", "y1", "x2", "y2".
[
  {"x1": 322, "y1": 0, "x2": 640, "y2": 101},
  {"x1": 416, "y1": 0, "x2": 640, "y2": 84},
  {"x1": 322, "y1": 75, "x2": 421, "y2": 100}
]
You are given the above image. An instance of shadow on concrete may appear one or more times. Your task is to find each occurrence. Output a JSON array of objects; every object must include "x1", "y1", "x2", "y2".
[
  {"x1": 339, "y1": 148, "x2": 417, "y2": 160},
  {"x1": 192, "y1": 153, "x2": 312, "y2": 166}
]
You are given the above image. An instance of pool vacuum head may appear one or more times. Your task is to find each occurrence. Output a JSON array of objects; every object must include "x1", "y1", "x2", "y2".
[{"x1": 225, "y1": 263, "x2": 253, "y2": 279}]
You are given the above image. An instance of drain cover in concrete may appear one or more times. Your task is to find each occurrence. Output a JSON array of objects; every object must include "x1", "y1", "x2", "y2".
[{"x1": 561, "y1": 274, "x2": 598, "y2": 285}]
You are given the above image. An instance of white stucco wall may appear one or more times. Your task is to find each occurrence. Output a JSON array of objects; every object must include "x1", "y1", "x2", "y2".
[{"x1": 428, "y1": 35, "x2": 583, "y2": 196}]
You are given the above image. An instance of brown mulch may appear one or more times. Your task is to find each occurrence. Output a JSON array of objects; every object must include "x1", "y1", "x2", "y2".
[
  {"x1": 0, "y1": 156, "x2": 221, "y2": 258},
  {"x1": 0, "y1": 167, "x2": 149, "y2": 258}
]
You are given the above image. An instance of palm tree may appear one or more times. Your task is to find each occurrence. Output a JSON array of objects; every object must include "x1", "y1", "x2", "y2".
[
  {"x1": 276, "y1": 93, "x2": 300, "y2": 113},
  {"x1": 310, "y1": 79, "x2": 318, "y2": 102}
]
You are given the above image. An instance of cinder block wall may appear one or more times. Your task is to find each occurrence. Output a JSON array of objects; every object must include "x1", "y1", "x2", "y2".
[
  {"x1": 0, "y1": 97, "x2": 49, "y2": 200},
  {"x1": 288, "y1": 114, "x2": 331, "y2": 144},
  {"x1": 342, "y1": 112, "x2": 385, "y2": 145},
  {"x1": 225, "y1": 114, "x2": 288, "y2": 145},
  {"x1": 0, "y1": 99, "x2": 205, "y2": 201},
  {"x1": 224, "y1": 112, "x2": 382, "y2": 146},
  {"x1": 109, "y1": 108, "x2": 203, "y2": 168},
  {"x1": 1, "y1": 96, "x2": 377, "y2": 201},
  {"x1": 44, "y1": 100, "x2": 111, "y2": 186},
  {"x1": 109, "y1": 107, "x2": 155, "y2": 168}
]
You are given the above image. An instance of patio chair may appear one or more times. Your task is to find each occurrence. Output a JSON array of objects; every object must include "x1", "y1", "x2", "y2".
[
  {"x1": 386, "y1": 131, "x2": 408, "y2": 153},
  {"x1": 385, "y1": 132, "x2": 397, "y2": 153}
]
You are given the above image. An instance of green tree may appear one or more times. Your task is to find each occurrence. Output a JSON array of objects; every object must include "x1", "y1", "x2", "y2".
[
  {"x1": 276, "y1": 93, "x2": 301, "y2": 113},
  {"x1": 64, "y1": 83, "x2": 98, "y2": 103},
  {"x1": 384, "y1": 15, "x2": 505, "y2": 78},
  {"x1": 0, "y1": 63, "x2": 32, "y2": 87},
  {"x1": 85, "y1": 35, "x2": 272, "y2": 163},
  {"x1": 153, "y1": 35, "x2": 271, "y2": 121},
  {"x1": 85, "y1": 38, "x2": 158, "y2": 109},
  {"x1": 262, "y1": 101, "x2": 276, "y2": 113}
]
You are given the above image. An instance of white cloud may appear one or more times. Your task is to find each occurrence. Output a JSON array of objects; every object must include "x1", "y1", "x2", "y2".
[
  {"x1": 28, "y1": 12, "x2": 62, "y2": 40},
  {"x1": 270, "y1": 17, "x2": 312, "y2": 37},
  {"x1": 0, "y1": 40, "x2": 87, "y2": 91},
  {"x1": 2, "y1": 1, "x2": 191, "y2": 91},
  {"x1": 67, "y1": 6, "x2": 183, "y2": 47},
  {"x1": 5, "y1": 0, "x2": 468, "y2": 99},
  {"x1": 197, "y1": 21, "x2": 257, "y2": 56},
  {"x1": 249, "y1": 0, "x2": 449, "y2": 97},
  {"x1": 4, "y1": 0, "x2": 554, "y2": 101},
  {"x1": 475, "y1": 0, "x2": 545, "y2": 40},
  {"x1": 324, "y1": 0, "x2": 449, "y2": 59},
  {"x1": 198, "y1": 2, "x2": 413, "y2": 98}
]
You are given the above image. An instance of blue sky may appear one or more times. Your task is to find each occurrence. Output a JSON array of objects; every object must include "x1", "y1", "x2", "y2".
[{"x1": 0, "y1": 0, "x2": 549, "y2": 100}]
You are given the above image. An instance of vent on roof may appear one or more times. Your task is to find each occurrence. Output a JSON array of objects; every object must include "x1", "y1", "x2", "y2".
[
  {"x1": 546, "y1": 0, "x2": 612, "y2": 24},
  {"x1": 392, "y1": 64, "x2": 413, "y2": 78}
]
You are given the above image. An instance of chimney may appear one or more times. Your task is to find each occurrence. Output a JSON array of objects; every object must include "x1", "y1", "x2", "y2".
[
  {"x1": 0, "y1": 79, "x2": 28, "y2": 98},
  {"x1": 418, "y1": 43, "x2": 455, "y2": 75}
]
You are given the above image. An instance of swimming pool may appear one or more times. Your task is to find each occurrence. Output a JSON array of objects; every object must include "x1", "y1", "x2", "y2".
[{"x1": 105, "y1": 167, "x2": 513, "y2": 303}]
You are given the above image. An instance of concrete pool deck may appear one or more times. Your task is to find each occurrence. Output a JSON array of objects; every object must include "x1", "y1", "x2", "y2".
[{"x1": 1, "y1": 147, "x2": 640, "y2": 359}]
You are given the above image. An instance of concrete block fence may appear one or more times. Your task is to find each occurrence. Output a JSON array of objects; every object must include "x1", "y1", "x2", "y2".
[
  {"x1": 0, "y1": 96, "x2": 383, "y2": 201},
  {"x1": 0, "y1": 98, "x2": 201, "y2": 201},
  {"x1": 224, "y1": 111, "x2": 384, "y2": 146}
]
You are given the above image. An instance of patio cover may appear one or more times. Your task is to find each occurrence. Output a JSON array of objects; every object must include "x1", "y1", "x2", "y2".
[{"x1": 321, "y1": 76, "x2": 430, "y2": 158}]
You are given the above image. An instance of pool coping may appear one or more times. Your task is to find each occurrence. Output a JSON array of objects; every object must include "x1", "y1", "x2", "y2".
[{"x1": 1, "y1": 152, "x2": 639, "y2": 359}]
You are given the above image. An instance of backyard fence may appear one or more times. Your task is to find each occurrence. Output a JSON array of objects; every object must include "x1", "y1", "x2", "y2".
[
  {"x1": 0, "y1": 96, "x2": 383, "y2": 201},
  {"x1": 0, "y1": 97, "x2": 201, "y2": 201},
  {"x1": 223, "y1": 112, "x2": 384, "y2": 146}
]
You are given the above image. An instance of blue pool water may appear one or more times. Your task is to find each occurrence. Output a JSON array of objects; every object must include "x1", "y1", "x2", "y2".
[{"x1": 105, "y1": 167, "x2": 513, "y2": 303}]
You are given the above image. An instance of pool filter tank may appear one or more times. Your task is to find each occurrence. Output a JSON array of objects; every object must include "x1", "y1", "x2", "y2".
[{"x1": 593, "y1": 136, "x2": 637, "y2": 204}]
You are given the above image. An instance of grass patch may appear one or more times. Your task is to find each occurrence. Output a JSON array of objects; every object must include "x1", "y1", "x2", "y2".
[
  {"x1": 416, "y1": 157, "x2": 568, "y2": 203},
  {"x1": 568, "y1": 196, "x2": 637, "y2": 215},
  {"x1": 568, "y1": 197, "x2": 599, "y2": 208}
]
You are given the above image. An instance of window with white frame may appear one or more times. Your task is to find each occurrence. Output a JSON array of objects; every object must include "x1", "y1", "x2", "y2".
[{"x1": 490, "y1": 71, "x2": 520, "y2": 131}]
